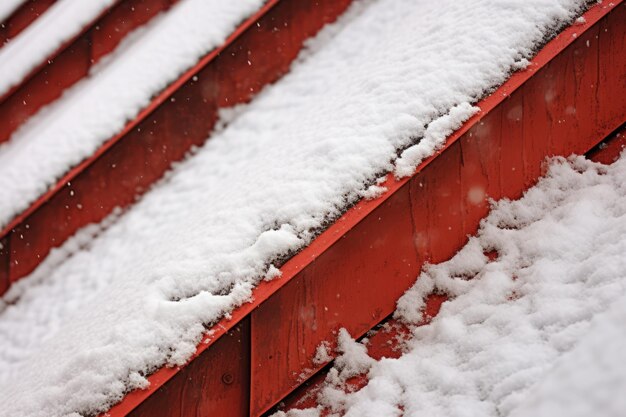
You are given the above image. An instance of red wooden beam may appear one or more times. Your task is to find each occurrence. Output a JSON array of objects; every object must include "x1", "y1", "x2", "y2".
[
  {"x1": 586, "y1": 124, "x2": 626, "y2": 164},
  {"x1": 0, "y1": 0, "x2": 173, "y2": 144},
  {"x1": 101, "y1": 3, "x2": 625, "y2": 416},
  {"x1": 278, "y1": 294, "x2": 447, "y2": 414},
  {"x1": 0, "y1": 0, "x2": 56, "y2": 47},
  {"x1": 0, "y1": 0, "x2": 354, "y2": 292},
  {"x1": 0, "y1": 237, "x2": 8, "y2": 295},
  {"x1": 279, "y1": 123, "x2": 626, "y2": 415},
  {"x1": 125, "y1": 319, "x2": 251, "y2": 417}
]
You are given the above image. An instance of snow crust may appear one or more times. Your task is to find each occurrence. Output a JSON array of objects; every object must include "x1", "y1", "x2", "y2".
[
  {"x1": 0, "y1": 0, "x2": 266, "y2": 230},
  {"x1": 290, "y1": 153, "x2": 626, "y2": 417},
  {"x1": 0, "y1": 0, "x2": 116, "y2": 96},
  {"x1": 0, "y1": 0, "x2": 28, "y2": 23},
  {"x1": 0, "y1": 0, "x2": 591, "y2": 415}
]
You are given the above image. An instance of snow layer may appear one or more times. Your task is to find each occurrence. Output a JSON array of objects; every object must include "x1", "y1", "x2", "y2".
[
  {"x1": 0, "y1": 0, "x2": 266, "y2": 230},
  {"x1": 0, "y1": 0, "x2": 116, "y2": 96},
  {"x1": 511, "y1": 293, "x2": 626, "y2": 417},
  {"x1": 0, "y1": 0, "x2": 28, "y2": 23},
  {"x1": 293, "y1": 154, "x2": 626, "y2": 417},
  {"x1": 0, "y1": 0, "x2": 591, "y2": 415}
]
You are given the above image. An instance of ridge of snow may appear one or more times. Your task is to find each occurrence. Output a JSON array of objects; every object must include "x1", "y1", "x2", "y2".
[
  {"x1": 394, "y1": 103, "x2": 479, "y2": 178},
  {"x1": 289, "y1": 152, "x2": 626, "y2": 417},
  {"x1": 0, "y1": 0, "x2": 593, "y2": 415}
]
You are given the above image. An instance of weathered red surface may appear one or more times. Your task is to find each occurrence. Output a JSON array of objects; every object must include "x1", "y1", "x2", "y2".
[
  {"x1": 251, "y1": 184, "x2": 419, "y2": 414},
  {"x1": 587, "y1": 124, "x2": 626, "y2": 164},
  {"x1": 125, "y1": 319, "x2": 251, "y2": 417},
  {"x1": 279, "y1": 122, "x2": 626, "y2": 415},
  {"x1": 1, "y1": 0, "x2": 353, "y2": 290},
  {"x1": 0, "y1": 0, "x2": 171, "y2": 144},
  {"x1": 278, "y1": 294, "x2": 447, "y2": 414},
  {"x1": 0, "y1": 237, "x2": 8, "y2": 295},
  {"x1": 0, "y1": 0, "x2": 56, "y2": 47},
  {"x1": 100, "y1": 3, "x2": 625, "y2": 416}
]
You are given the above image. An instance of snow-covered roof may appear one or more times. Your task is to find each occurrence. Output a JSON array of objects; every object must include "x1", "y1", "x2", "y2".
[
  {"x1": 284, "y1": 152, "x2": 626, "y2": 417},
  {"x1": 0, "y1": 0, "x2": 593, "y2": 415}
]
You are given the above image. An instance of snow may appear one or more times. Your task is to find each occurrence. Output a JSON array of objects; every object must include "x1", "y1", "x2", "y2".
[
  {"x1": 0, "y1": 0, "x2": 28, "y2": 23},
  {"x1": 289, "y1": 153, "x2": 626, "y2": 417},
  {"x1": 0, "y1": 0, "x2": 594, "y2": 415},
  {"x1": 394, "y1": 103, "x2": 479, "y2": 178},
  {"x1": 0, "y1": 0, "x2": 267, "y2": 230},
  {"x1": 510, "y1": 292, "x2": 626, "y2": 417},
  {"x1": 0, "y1": 0, "x2": 116, "y2": 96}
]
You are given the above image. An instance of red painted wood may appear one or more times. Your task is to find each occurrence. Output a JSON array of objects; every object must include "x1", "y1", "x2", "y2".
[
  {"x1": 0, "y1": 0, "x2": 56, "y2": 47},
  {"x1": 123, "y1": 318, "x2": 250, "y2": 417},
  {"x1": 278, "y1": 36, "x2": 626, "y2": 415},
  {"x1": 90, "y1": 0, "x2": 173, "y2": 62},
  {"x1": 410, "y1": 143, "x2": 465, "y2": 265},
  {"x1": 498, "y1": 92, "x2": 525, "y2": 200},
  {"x1": 277, "y1": 129, "x2": 626, "y2": 416},
  {"x1": 3, "y1": 0, "x2": 353, "y2": 290},
  {"x1": 0, "y1": 237, "x2": 8, "y2": 295},
  {"x1": 587, "y1": 124, "x2": 626, "y2": 164},
  {"x1": 251, "y1": 184, "x2": 419, "y2": 416},
  {"x1": 0, "y1": 0, "x2": 165, "y2": 144},
  {"x1": 99, "y1": 2, "x2": 624, "y2": 415},
  {"x1": 278, "y1": 294, "x2": 447, "y2": 415},
  {"x1": 598, "y1": 8, "x2": 626, "y2": 136}
]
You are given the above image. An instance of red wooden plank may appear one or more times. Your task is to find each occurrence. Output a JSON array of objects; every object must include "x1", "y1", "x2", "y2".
[
  {"x1": 587, "y1": 124, "x2": 626, "y2": 164},
  {"x1": 3, "y1": 0, "x2": 353, "y2": 289},
  {"x1": 0, "y1": 237, "x2": 8, "y2": 295},
  {"x1": 411, "y1": 143, "x2": 466, "y2": 265},
  {"x1": 278, "y1": 294, "x2": 447, "y2": 415},
  {"x1": 498, "y1": 93, "x2": 526, "y2": 200},
  {"x1": 121, "y1": 318, "x2": 250, "y2": 417},
  {"x1": 279, "y1": 131, "x2": 626, "y2": 417},
  {"x1": 251, "y1": 185, "x2": 419, "y2": 416},
  {"x1": 0, "y1": 0, "x2": 56, "y2": 47},
  {"x1": 597, "y1": 3, "x2": 626, "y2": 135},
  {"x1": 460, "y1": 109, "x2": 501, "y2": 231}
]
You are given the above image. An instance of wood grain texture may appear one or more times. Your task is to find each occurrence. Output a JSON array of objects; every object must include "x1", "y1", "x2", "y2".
[
  {"x1": 251, "y1": 184, "x2": 419, "y2": 416},
  {"x1": 128, "y1": 319, "x2": 250, "y2": 417}
]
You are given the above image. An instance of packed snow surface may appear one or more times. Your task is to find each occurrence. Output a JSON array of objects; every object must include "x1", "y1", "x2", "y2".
[
  {"x1": 284, "y1": 154, "x2": 626, "y2": 417},
  {"x1": 0, "y1": 0, "x2": 116, "y2": 96},
  {"x1": 0, "y1": 0, "x2": 28, "y2": 23},
  {"x1": 0, "y1": 0, "x2": 593, "y2": 415},
  {"x1": 0, "y1": 0, "x2": 266, "y2": 229}
]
